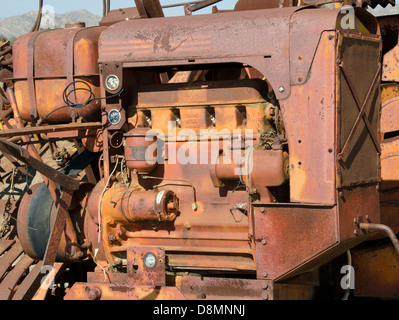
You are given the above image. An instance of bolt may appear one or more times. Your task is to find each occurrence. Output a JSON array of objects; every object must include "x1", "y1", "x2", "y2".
[
  {"x1": 197, "y1": 293, "x2": 206, "y2": 299},
  {"x1": 108, "y1": 234, "x2": 117, "y2": 244},
  {"x1": 86, "y1": 286, "x2": 102, "y2": 300},
  {"x1": 192, "y1": 202, "x2": 198, "y2": 211},
  {"x1": 278, "y1": 86, "x2": 285, "y2": 93},
  {"x1": 328, "y1": 35, "x2": 334, "y2": 40},
  {"x1": 260, "y1": 208, "x2": 265, "y2": 213},
  {"x1": 261, "y1": 239, "x2": 267, "y2": 245},
  {"x1": 263, "y1": 271, "x2": 268, "y2": 278},
  {"x1": 184, "y1": 223, "x2": 191, "y2": 230},
  {"x1": 262, "y1": 281, "x2": 268, "y2": 290},
  {"x1": 261, "y1": 292, "x2": 269, "y2": 300}
]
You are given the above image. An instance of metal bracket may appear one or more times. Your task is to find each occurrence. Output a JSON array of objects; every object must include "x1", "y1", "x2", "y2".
[{"x1": 127, "y1": 247, "x2": 166, "y2": 286}]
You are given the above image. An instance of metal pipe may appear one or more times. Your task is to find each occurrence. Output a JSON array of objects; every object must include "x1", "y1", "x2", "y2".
[
  {"x1": 30, "y1": 0, "x2": 43, "y2": 32},
  {"x1": 359, "y1": 223, "x2": 399, "y2": 255},
  {"x1": 103, "y1": 0, "x2": 107, "y2": 17}
]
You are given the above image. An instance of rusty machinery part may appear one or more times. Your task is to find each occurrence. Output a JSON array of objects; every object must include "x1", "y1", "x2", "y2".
[
  {"x1": 12, "y1": 25, "x2": 107, "y2": 123},
  {"x1": 0, "y1": 0, "x2": 398, "y2": 301},
  {"x1": 0, "y1": 41, "x2": 13, "y2": 84},
  {"x1": 16, "y1": 181, "x2": 95, "y2": 263},
  {"x1": 30, "y1": 0, "x2": 43, "y2": 32},
  {"x1": 124, "y1": 127, "x2": 159, "y2": 174},
  {"x1": 87, "y1": 185, "x2": 180, "y2": 223},
  {"x1": 36, "y1": 81, "x2": 123, "y2": 126}
]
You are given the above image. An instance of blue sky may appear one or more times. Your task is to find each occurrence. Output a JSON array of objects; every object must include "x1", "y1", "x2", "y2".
[{"x1": 1, "y1": 0, "x2": 239, "y2": 18}]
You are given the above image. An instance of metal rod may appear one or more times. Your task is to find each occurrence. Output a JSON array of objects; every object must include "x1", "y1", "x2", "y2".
[
  {"x1": 162, "y1": 0, "x2": 221, "y2": 11},
  {"x1": 359, "y1": 223, "x2": 399, "y2": 256},
  {"x1": 161, "y1": 0, "x2": 204, "y2": 8},
  {"x1": 190, "y1": 0, "x2": 222, "y2": 11},
  {"x1": 0, "y1": 122, "x2": 102, "y2": 138}
]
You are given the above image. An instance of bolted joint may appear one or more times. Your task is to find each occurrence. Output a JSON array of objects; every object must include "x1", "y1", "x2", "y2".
[
  {"x1": 85, "y1": 286, "x2": 102, "y2": 300},
  {"x1": 108, "y1": 234, "x2": 118, "y2": 244}
]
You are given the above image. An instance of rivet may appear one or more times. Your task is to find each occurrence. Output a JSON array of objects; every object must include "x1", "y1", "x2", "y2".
[{"x1": 278, "y1": 86, "x2": 285, "y2": 93}]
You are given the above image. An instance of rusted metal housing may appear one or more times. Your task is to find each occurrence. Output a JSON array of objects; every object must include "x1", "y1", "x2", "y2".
[
  {"x1": 12, "y1": 25, "x2": 106, "y2": 123},
  {"x1": 71, "y1": 5, "x2": 383, "y2": 291},
  {"x1": 2, "y1": 1, "x2": 398, "y2": 300}
]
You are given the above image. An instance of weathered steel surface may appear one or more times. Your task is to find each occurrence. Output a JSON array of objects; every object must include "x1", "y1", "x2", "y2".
[
  {"x1": 98, "y1": 7, "x2": 341, "y2": 100},
  {"x1": 0, "y1": 122, "x2": 102, "y2": 138},
  {"x1": 0, "y1": 1, "x2": 396, "y2": 301},
  {"x1": 352, "y1": 243, "x2": 399, "y2": 298},
  {"x1": 253, "y1": 204, "x2": 337, "y2": 281},
  {"x1": 65, "y1": 282, "x2": 186, "y2": 300},
  {"x1": 12, "y1": 27, "x2": 106, "y2": 123}
]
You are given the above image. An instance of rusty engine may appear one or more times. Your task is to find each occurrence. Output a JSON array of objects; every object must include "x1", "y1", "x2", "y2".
[{"x1": 0, "y1": 0, "x2": 398, "y2": 300}]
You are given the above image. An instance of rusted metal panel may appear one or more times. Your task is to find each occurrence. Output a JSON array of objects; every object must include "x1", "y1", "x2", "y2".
[
  {"x1": 381, "y1": 135, "x2": 399, "y2": 181},
  {"x1": 253, "y1": 204, "x2": 338, "y2": 281},
  {"x1": 99, "y1": 7, "x2": 341, "y2": 101},
  {"x1": 127, "y1": 247, "x2": 166, "y2": 286},
  {"x1": 338, "y1": 184, "x2": 381, "y2": 241},
  {"x1": 380, "y1": 96, "x2": 399, "y2": 134},
  {"x1": 176, "y1": 276, "x2": 268, "y2": 300},
  {"x1": 12, "y1": 26, "x2": 106, "y2": 123},
  {"x1": 383, "y1": 45, "x2": 399, "y2": 82},
  {"x1": 279, "y1": 31, "x2": 336, "y2": 204},
  {"x1": 64, "y1": 282, "x2": 186, "y2": 300}
]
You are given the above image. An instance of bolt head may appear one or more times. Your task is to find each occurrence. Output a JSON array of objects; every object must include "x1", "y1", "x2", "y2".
[
  {"x1": 108, "y1": 234, "x2": 117, "y2": 243},
  {"x1": 278, "y1": 86, "x2": 285, "y2": 93}
]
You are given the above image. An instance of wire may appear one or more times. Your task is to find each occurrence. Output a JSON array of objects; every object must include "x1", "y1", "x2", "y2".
[
  {"x1": 37, "y1": 80, "x2": 124, "y2": 126},
  {"x1": 93, "y1": 157, "x2": 119, "y2": 282},
  {"x1": 120, "y1": 157, "x2": 130, "y2": 189}
]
